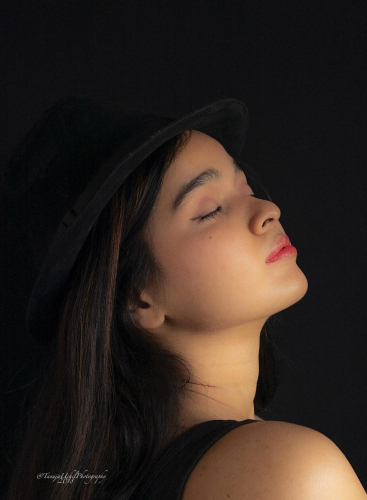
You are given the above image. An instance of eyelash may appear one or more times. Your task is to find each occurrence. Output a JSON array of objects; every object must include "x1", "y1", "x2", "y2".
[
  {"x1": 197, "y1": 194, "x2": 255, "y2": 223},
  {"x1": 198, "y1": 206, "x2": 223, "y2": 222}
]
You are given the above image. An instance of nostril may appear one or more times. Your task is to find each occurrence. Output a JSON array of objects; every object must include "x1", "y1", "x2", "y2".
[{"x1": 262, "y1": 217, "x2": 275, "y2": 227}]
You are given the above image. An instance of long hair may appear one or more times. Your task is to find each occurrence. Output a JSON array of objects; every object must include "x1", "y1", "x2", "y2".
[{"x1": 5, "y1": 130, "x2": 279, "y2": 500}]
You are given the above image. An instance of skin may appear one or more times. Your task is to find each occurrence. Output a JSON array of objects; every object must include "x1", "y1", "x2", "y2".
[{"x1": 132, "y1": 130, "x2": 308, "y2": 431}]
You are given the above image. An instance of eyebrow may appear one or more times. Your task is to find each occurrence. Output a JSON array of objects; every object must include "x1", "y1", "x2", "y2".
[{"x1": 171, "y1": 158, "x2": 243, "y2": 213}]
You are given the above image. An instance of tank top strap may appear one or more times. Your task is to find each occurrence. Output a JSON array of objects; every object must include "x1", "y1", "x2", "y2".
[{"x1": 133, "y1": 418, "x2": 260, "y2": 499}]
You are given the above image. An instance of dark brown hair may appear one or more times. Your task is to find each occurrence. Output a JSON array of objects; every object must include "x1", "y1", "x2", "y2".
[{"x1": 5, "y1": 130, "x2": 279, "y2": 500}]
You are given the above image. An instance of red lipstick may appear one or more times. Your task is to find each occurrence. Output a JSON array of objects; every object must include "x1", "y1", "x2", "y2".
[{"x1": 266, "y1": 234, "x2": 297, "y2": 263}]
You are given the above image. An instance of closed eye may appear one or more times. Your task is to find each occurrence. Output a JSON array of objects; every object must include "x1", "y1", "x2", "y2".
[
  {"x1": 197, "y1": 206, "x2": 223, "y2": 222},
  {"x1": 196, "y1": 194, "x2": 255, "y2": 223}
]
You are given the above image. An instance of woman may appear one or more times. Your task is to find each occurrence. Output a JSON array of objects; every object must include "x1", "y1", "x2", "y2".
[{"x1": 4, "y1": 96, "x2": 366, "y2": 499}]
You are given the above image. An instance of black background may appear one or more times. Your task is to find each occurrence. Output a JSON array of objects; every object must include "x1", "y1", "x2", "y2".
[{"x1": 1, "y1": 0, "x2": 366, "y2": 493}]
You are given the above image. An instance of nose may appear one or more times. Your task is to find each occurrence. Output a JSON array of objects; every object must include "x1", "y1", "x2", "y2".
[{"x1": 249, "y1": 199, "x2": 281, "y2": 234}]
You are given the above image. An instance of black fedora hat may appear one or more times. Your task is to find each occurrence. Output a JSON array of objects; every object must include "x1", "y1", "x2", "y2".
[{"x1": 5, "y1": 95, "x2": 248, "y2": 345}]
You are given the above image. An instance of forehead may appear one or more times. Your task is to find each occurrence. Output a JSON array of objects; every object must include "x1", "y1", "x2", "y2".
[{"x1": 163, "y1": 130, "x2": 230, "y2": 186}]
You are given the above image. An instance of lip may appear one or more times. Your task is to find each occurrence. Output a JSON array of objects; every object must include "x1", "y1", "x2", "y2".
[{"x1": 266, "y1": 234, "x2": 293, "y2": 263}]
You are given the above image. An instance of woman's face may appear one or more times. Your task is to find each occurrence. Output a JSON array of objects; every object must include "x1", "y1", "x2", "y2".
[{"x1": 144, "y1": 130, "x2": 308, "y2": 333}]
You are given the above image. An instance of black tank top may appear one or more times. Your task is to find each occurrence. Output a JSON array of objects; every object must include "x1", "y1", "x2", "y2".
[{"x1": 133, "y1": 418, "x2": 260, "y2": 499}]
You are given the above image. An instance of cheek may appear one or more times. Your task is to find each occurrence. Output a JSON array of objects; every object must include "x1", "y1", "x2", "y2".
[{"x1": 164, "y1": 233, "x2": 262, "y2": 317}]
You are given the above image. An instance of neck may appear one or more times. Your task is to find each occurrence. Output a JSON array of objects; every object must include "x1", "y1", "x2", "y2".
[{"x1": 164, "y1": 322, "x2": 264, "y2": 431}]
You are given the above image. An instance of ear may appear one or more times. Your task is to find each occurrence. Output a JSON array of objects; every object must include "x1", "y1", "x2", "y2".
[{"x1": 129, "y1": 289, "x2": 165, "y2": 330}]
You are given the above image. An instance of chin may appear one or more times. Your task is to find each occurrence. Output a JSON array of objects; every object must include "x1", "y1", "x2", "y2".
[
  {"x1": 268, "y1": 273, "x2": 309, "y2": 316},
  {"x1": 295, "y1": 269, "x2": 309, "y2": 295},
  {"x1": 283, "y1": 274, "x2": 309, "y2": 310}
]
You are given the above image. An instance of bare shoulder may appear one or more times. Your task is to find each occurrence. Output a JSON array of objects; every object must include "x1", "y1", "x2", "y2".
[{"x1": 182, "y1": 420, "x2": 367, "y2": 500}]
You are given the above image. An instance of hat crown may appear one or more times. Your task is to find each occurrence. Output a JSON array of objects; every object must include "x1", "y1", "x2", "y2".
[{"x1": 6, "y1": 95, "x2": 173, "y2": 198}]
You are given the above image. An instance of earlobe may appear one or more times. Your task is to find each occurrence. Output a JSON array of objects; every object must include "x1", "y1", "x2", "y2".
[
  {"x1": 132, "y1": 306, "x2": 165, "y2": 330},
  {"x1": 129, "y1": 290, "x2": 165, "y2": 330}
]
